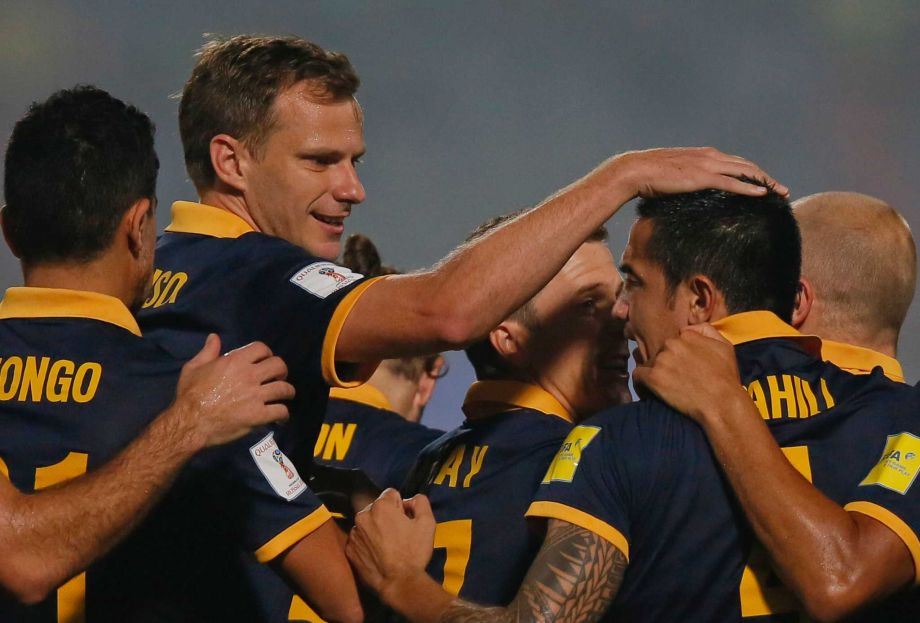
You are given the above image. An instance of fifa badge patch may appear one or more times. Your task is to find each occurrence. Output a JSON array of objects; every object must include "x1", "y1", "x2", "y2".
[
  {"x1": 542, "y1": 425, "x2": 601, "y2": 484},
  {"x1": 859, "y1": 432, "x2": 920, "y2": 495},
  {"x1": 249, "y1": 432, "x2": 307, "y2": 501},
  {"x1": 289, "y1": 262, "x2": 363, "y2": 299}
]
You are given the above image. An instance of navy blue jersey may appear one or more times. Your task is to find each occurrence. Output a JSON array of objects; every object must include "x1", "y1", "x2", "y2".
[
  {"x1": 314, "y1": 385, "x2": 445, "y2": 490},
  {"x1": 410, "y1": 381, "x2": 573, "y2": 605},
  {"x1": 138, "y1": 202, "x2": 383, "y2": 467},
  {"x1": 530, "y1": 312, "x2": 920, "y2": 622},
  {"x1": 137, "y1": 202, "x2": 382, "y2": 621},
  {"x1": 0, "y1": 287, "x2": 329, "y2": 622}
]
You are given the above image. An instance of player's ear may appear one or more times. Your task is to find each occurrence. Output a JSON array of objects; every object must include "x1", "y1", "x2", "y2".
[
  {"x1": 489, "y1": 321, "x2": 528, "y2": 368},
  {"x1": 210, "y1": 134, "x2": 249, "y2": 193},
  {"x1": 791, "y1": 278, "x2": 814, "y2": 329},
  {"x1": 124, "y1": 197, "x2": 153, "y2": 259},
  {"x1": 0, "y1": 206, "x2": 21, "y2": 259},
  {"x1": 686, "y1": 274, "x2": 719, "y2": 323}
]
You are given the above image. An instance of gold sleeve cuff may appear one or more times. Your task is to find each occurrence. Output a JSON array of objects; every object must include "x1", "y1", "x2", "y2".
[
  {"x1": 321, "y1": 277, "x2": 386, "y2": 388},
  {"x1": 526, "y1": 500, "x2": 630, "y2": 561}
]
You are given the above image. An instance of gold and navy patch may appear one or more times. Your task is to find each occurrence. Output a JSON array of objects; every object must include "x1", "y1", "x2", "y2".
[
  {"x1": 542, "y1": 425, "x2": 600, "y2": 484},
  {"x1": 859, "y1": 432, "x2": 920, "y2": 495}
]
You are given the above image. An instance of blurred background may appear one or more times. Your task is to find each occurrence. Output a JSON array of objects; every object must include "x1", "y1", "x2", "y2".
[{"x1": 2, "y1": 1, "x2": 918, "y2": 430}]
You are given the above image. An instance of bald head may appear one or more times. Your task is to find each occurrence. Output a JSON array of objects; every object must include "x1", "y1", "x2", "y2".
[{"x1": 793, "y1": 192, "x2": 916, "y2": 354}]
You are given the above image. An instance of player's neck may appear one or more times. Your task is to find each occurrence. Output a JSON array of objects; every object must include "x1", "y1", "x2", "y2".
[
  {"x1": 198, "y1": 188, "x2": 261, "y2": 232},
  {"x1": 22, "y1": 256, "x2": 138, "y2": 310}
]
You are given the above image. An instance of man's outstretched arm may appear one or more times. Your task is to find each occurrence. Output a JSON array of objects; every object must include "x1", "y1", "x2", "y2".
[
  {"x1": 337, "y1": 148, "x2": 788, "y2": 362},
  {"x1": 0, "y1": 335, "x2": 294, "y2": 604},
  {"x1": 346, "y1": 490, "x2": 625, "y2": 623},
  {"x1": 633, "y1": 326, "x2": 914, "y2": 622}
]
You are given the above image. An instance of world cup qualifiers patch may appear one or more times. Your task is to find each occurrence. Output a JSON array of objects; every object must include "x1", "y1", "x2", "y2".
[
  {"x1": 859, "y1": 432, "x2": 920, "y2": 495},
  {"x1": 289, "y1": 262, "x2": 363, "y2": 299},
  {"x1": 542, "y1": 425, "x2": 601, "y2": 484},
  {"x1": 249, "y1": 432, "x2": 307, "y2": 501}
]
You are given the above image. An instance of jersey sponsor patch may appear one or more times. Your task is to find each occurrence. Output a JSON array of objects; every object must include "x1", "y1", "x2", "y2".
[
  {"x1": 542, "y1": 425, "x2": 601, "y2": 484},
  {"x1": 249, "y1": 432, "x2": 307, "y2": 501},
  {"x1": 859, "y1": 432, "x2": 920, "y2": 494},
  {"x1": 289, "y1": 262, "x2": 362, "y2": 299}
]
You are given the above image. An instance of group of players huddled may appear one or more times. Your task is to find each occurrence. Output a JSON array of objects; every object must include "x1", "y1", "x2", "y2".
[{"x1": 0, "y1": 34, "x2": 917, "y2": 623}]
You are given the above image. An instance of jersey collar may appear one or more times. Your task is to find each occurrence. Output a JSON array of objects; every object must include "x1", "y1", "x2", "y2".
[
  {"x1": 329, "y1": 384, "x2": 394, "y2": 411},
  {"x1": 0, "y1": 287, "x2": 141, "y2": 336},
  {"x1": 462, "y1": 380, "x2": 573, "y2": 423},
  {"x1": 164, "y1": 201, "x2": 256, "y2": 239},
  {"x1": 821, "y1": 340, "x2": 904, "y2": 383},
  {"x1": 711, "y1": 311, "x2": 822, "y2": 357}
]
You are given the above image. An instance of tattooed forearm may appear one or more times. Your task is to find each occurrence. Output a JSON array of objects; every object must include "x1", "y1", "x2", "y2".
[{"x1": 439, "y1": 520, "x2": 627, "y2": 623}]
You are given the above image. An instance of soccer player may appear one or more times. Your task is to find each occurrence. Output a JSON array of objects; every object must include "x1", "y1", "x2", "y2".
[
  {"x1": 792, "y1": 192, "x2": 916, "y2": 379},
  {"x1": 345, "y1": 185, "x2": 919, "y2": 622},
  {"x1": 0, "y1": 85, "x2": 355, "y2": 622},
  {"x1": 629, "y1": 191, "x2": 920, "y2": 620},
  {"x1": 0, "y1": 333, "x2": 287, "y2": 605},
  {"x1": 314, "y1": 234, "x2": 446, "y2": 494},
  {"x1": 402, "y1": 214, "x2": 629, "y2": 606},
  {"x1": 138, "y1": 33, "x2": 782, "y2": 619}
]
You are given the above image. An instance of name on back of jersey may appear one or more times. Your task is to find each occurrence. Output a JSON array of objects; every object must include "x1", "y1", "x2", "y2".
[{"x1": 0, "y1": 355, "x2": 101, "y2": 403}]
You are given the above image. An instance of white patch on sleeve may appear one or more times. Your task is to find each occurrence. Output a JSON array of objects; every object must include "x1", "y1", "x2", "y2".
[
  {"x1": 289, "y1": 262, "x2": 363, "y2": 299},
  {"x1": 249, "y1": 432, "x2": 307, "y2": 501}
]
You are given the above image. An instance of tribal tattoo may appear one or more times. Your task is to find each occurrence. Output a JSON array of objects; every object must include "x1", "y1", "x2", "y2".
[{"x1": 439, "y1": 519, "x2": 627, "y2": 623}]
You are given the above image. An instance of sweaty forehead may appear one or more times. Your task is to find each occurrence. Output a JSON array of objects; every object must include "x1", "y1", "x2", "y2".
[
  {"x1": 621, "y1": 218, "x2": 654, "y2": 266},
  {"x1": 271, "y1": 85, "x2": 364, "y2": 140}
]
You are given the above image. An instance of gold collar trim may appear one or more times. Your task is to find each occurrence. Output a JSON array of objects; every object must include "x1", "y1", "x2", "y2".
[
  {"x1": 712, "y1": 311, "x2": 822, "y2": 356},
  {"x1": 0, "y1": 287, "x2": 141, "y2": 336},
  {"x1": 164, "y1": 201, "x2": 255, "y2": 239},
  {"x1": 822, "y1": 340, "x2": 904, "y2": 383},
  {"x1": 329, "y1": 384, "x2": 394, "y2": 411},
  {"x1": 462, "y1": 380, "x2": 573, "y2": 423}
]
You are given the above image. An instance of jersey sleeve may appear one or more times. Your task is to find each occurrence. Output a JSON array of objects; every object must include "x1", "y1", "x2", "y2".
[
  {"x1": 210, "y1": 427, "x2": 333, "y2": 563},
  {"x1": 526, "y1": 418, "x2": 633, "y2": 560},
  {"x1": 245, "y1": 248, "x2": 387, "y2": 388},
  {"x1": 844, "y1": 429, "x2": 920, "y2": 584}
]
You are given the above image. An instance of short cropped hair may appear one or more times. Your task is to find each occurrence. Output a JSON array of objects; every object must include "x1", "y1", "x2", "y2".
[
  {"x1": 636, "y1": 182, "x2": 800, "y2": 322},
  {"x1": 3, "y1": 85, "x2": 158, "y2": 265},
  {"x1": 464, "y1": 210, "x2": 608, "y2": 381},
  {"x1": 179, "y1": 34, "x2": 360, "y2": 191}
]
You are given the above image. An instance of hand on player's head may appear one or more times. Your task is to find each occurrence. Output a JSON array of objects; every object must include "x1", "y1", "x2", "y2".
[
  {"x1": 611, "y1": 147, "x2": 789, "y2": 199},
  {"x1": 632, "y1": 323, "x2": 745, "y2": 423},
  {"x1": 347, "y1": 489, "x2": 435, "y2": 596},
  {"x1": 174, "y1": 334, "x2": 294, "y2": 448}
]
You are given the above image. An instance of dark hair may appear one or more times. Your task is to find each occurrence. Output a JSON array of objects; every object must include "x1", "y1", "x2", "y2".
[
  {"x1": 180, "y1": 34, "x2": 360, "y2": 191},
  {"x1": 635, "y1": 182, "x2": 800, "y2": 321},
  {"x1": 463, "y1": 210, "x2": 608, "y2": 380},
  {"x1": 3, "y1": 85, "x2": 158, "y2": 265},
  {"x1": 341, "y1": 234, "x2": 445, "y2": 380}
]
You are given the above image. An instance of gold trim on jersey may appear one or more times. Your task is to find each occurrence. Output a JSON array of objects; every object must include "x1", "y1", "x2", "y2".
[
  {"x1": 165, "y1": 201, "x2": 255, "y2": 238},
  {"x1": 822, "y1": 340, "x2": 904, "y2": 383},
  {"x1": 0, "y1": 287, "x2": 141, "y2": 336},
  {"x1": 845, "y1": 501, "x2": 920, "y2": 584},
  {"x1": 712, "y1": 311, "x2": 821, "y2": 355},
  {"x1": 321, "y1": 277, "x2": 387, "y2": 388},
  {"x1": 526, "y1": 500, "x2": 630, "y2": 561},
  {"x1": 462, "y1": 380, "x2": 573, "y2": 423},
  {"x1": 330, "y1": 384, "x2": 393, "y2": 411},
  {"x1": 254, "y1": 505, "x2": 334, "y2": 563}
]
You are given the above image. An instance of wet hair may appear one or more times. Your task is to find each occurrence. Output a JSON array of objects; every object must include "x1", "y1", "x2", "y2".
[
  {"x1": 463, "y1": 209, "x2": 608, "y2": 380},
  {"x1": 3, "y1": 85, "x2": 158, "y2": 264},
  {"x1": 635, "y1": 181, "x2": 800, "y2": 321},
  {"x1": 179, "y1": 34, "x2": 359, "y2": 190}
]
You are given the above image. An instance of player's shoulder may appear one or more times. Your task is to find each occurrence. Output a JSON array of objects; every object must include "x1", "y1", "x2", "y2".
[{"x1": 575, "y1": 398, "x2": 706, "y2": 458}]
